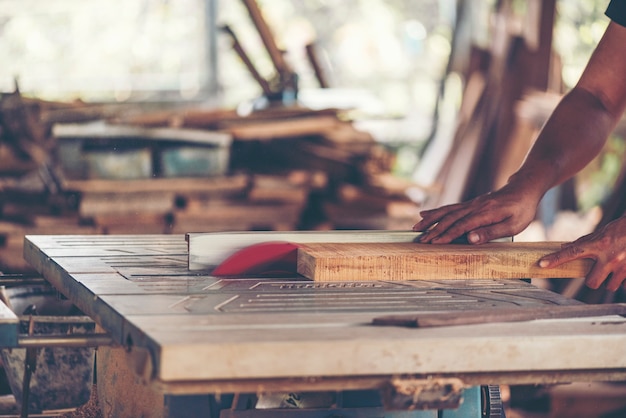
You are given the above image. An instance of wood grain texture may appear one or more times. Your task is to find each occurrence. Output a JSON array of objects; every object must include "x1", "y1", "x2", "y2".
[{"x1": 297, "y1": 242, "x2": 593, "y2": 281}]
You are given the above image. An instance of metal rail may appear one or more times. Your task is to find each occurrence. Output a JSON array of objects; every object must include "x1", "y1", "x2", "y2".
[{"x1": 17, "y1": 333, "x2": 113, "y2": 348}]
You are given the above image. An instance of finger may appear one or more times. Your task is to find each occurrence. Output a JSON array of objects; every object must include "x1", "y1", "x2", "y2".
[
  {"x1": 413, "y1": 204, "x2": 464, "y2": 232},
  {"x1": 466, "y1": 221, "x2": 520, "y2": 244},
  {"x1": 606, "y1": 269, "x2": 626, "y2": 292},
  {"x1": 538, "y1": 244, "x2": 589, "y2": 268},
  {"x1": 420, "y1": 208, "x2": 475, "y2": 244},
  {"x1": 559, "y1": 232, "x2": 600, "y2": 249},
  {"x1": 417, "y1": 208, "x2": 472, "y2": 243},
  {"x1": 413, "y1": 219, "x2": 437, "y2": 233},
  {"x1": 584, "y1": 262, "x2": 609, "y2": 290},
  {"x1": 413, "y1": 213, "x2": 443, "y2": 234},
  {"x1": 429, "y1": 211, "x2": 511, "y2": 244}
]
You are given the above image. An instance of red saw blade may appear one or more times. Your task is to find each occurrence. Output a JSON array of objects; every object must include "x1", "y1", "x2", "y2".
[{"x1": 211, "y1": 241, "x2": 301, "y2": 277}]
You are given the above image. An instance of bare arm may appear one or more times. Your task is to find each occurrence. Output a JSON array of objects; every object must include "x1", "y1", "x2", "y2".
[
  {"x1": 414, "y1": 21, "x2": 626, "y2": 245},
  {"x1": 511, "y1": 20, "x2": 626, "y2": 197}
]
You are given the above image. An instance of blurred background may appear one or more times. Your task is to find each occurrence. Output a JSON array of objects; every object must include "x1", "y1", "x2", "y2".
[
  {"x1": 1, "y1": 2, "x2": 626, "y2": 415},
  {"x1": 1, "y1": 0, "x2": 619, "y2": 196}
]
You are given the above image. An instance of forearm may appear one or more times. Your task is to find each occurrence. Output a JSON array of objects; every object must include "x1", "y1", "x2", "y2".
[
  {"x1": 506, "y1": 86, "x2": 620, "y2": 202},
  {"x1": 507, "y1": 21, "x2": 626, "y2": 202}
]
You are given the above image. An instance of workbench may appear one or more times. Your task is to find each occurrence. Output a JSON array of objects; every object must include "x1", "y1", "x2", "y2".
[{"x1": 20, "y1": 233, "x2": 626, "y2": 417}]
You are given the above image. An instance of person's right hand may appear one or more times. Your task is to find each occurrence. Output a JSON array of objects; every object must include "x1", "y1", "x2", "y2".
[{"x1": 413, "y1": 184, "x2": 541, "y2": 244}]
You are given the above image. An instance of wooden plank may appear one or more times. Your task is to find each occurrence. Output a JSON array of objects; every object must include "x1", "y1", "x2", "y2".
[
  {"x1": 373, "y1": 303, "x2": 626, "y2": 328},
  {"x1": 53, "y1": 123, "x2": 231, "y2": 147},
  {"x1": 240, "y1": 0, "x2": 290, "y2": 75},
  {"x1": 62, "y1": 174, "x2": 249, "y2": 194},
  {"x1": 221, "y1": 24, "x2": 273, "y2": 97},
  {"x1": 180, "y1": 107, "x2": 339, "y2": 129},
  {"x1": 85, "y1": 215, "x2": 170, "y2": 235},
  {"x1": 296, "y1": 242, "x2": 593, "y2": 282},
  {"x1": 173, "y1": 201, "x2": 304, "y2": 226},
  {"x1": 305, "y1": 42, "x2": 330, "y2": 88},
  {"x1": 248, "y1": 184, "x2": 308, "y2": 204},
  {"x1": 79, "y1": 192, "x2": 175, "y2": 217},
  {"x1": 323, "y1": 203, "x2": 414, "y2": 230},
  {"x1": 226, "y1": 116, "x2": 340, "y2": 140}
]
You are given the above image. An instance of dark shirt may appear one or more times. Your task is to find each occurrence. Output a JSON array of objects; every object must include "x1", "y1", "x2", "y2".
[{"x1": 607, "y1": 0, "x2": 626, "y2": 27}]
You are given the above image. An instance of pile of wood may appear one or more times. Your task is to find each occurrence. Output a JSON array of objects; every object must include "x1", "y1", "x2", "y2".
[
  {"x1": 0, "y1": 90, "x2": 109, "y2": 271},
  {"x1": 0, "y1": 89, "x2": 117, "y2": 173},
  {"x1": 0, "y1": 95, "x2": 423, "y2": 273},
  {"x1": 0, "y1": 90, "x2": 59, "y2": 172},
  {"x1": 60, "y1": 171, "x2": 318, "y2": 234},
  {"x1": 108, "y1": 104, "x2": 422, "y2": 230}
]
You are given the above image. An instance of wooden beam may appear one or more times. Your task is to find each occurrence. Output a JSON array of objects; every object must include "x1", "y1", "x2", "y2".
[
  {"x1": 240, "y1": 0, "x2": 289, "y2": 74},
  {"x1": 297, "y1": 242, "x2": 593, "y2": 282},
  {"x1": 373, "y1": 303, "x2": 626, "y2": 328}
]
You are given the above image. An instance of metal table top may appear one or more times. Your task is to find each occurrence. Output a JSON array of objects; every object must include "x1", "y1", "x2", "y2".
[{"x1": 22, "y1": 234, "x2": 626, "y2": 394}]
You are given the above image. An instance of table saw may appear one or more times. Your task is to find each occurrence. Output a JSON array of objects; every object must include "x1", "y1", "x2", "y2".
[{"x1": 15, "y1": 231, "x2": 626, "y2": 417}]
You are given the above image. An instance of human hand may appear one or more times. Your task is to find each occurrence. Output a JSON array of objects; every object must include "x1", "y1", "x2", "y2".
[
  {"x1": 538, "y1": 216, "x2": 626, "y2": 291},
  {"x1": 413, "y1": 185, "x2": 540, "y2": 244}
]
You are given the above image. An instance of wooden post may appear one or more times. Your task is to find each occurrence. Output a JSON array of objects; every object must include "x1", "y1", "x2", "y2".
[{"x1": 240, "y1": 0, "x2": 290, "y2": 74}]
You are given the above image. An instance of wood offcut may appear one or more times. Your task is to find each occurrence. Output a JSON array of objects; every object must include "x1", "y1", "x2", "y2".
[
  {"x1": 373, "y1": 303, "x2": 626, "y2": 328},
  {"x1": 296, "y1": 241, "x2": 593, "y2": 282}
]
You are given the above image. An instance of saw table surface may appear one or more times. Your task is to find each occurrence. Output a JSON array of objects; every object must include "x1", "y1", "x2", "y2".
[{"x1": 23, "y1": 234, "x2": 626, "y2": 394}]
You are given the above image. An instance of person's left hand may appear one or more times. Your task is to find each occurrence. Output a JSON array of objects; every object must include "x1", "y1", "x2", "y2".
[{"x1": 538, "y1": 216, "x2": 626, "y2": 291}]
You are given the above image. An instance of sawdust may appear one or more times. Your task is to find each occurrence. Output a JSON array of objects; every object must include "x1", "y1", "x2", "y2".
[{"x1": 60, "y1": 385, "x2": 102, "y2": 418}]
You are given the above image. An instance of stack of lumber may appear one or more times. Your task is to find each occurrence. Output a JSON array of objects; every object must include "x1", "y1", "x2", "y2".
[
  {"x1": 0, "y1": 171, "x2": 321, "y2": 271},
  {"x1": 62, "y1": 171, "x2": 324, "y2": 234},
  {"x1": 323, "y1": 175, "x2": 423, "y2": 230},
  {"x1": 0, "y1": 89, "x2": 119, "y2": 173},
  {"x1": 171, "y1": 170, "x2": 327, "y2": 233},
  {"x1": 0, "y1": 219, "x2": 99, "y2": 273},
  {"x1": 0, "y1": 90, "x2": 60, "y2": 171},
  {"x1": 0, "y1": 90, "x2": 116, "y2": 271},
  {"x1": 0, "y1": 176, "x2": 97, "y2": 272},
  {"x1": 0, "y1": 96, "x2": 422, "y2": 272},
  {"x1": 112, "y1": 104, "x2": 421, "y2": 231}
]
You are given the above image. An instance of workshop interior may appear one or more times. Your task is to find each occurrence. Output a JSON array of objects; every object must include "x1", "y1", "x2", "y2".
[{"x1": 1, "y1": 0, "x2": 626, "y2": 417}]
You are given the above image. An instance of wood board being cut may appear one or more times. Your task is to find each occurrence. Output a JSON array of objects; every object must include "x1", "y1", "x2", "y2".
[{"x1": 296, "y1": 242, "x2": 594, "y2": 281}]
